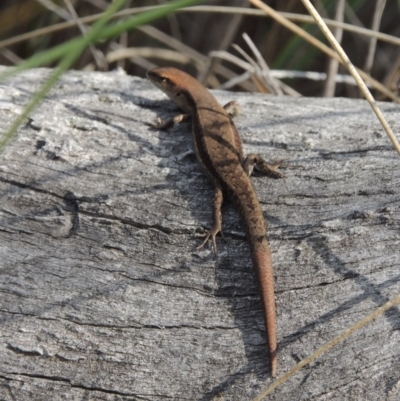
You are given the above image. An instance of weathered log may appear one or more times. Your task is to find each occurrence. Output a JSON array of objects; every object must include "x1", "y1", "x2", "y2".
[{"x1": 0, "y1": 67, "x2": 399, "y2": 401}]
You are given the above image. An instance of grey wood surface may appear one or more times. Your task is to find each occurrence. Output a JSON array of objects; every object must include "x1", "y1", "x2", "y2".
[{"x1": 1, "y1": 68, "x2": 400, "y2": 401}]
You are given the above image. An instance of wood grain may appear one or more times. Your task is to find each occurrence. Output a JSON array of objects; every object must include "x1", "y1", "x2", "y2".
[{"x1": 0, "y1": 67, "x2": 399, "y2": 401}]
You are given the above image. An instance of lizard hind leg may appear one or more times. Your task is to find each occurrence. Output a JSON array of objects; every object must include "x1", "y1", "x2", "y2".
[
  {"x1": 196, "y1": 186, "x2": 224, "y2": 255},
  {"x1": 244, "y1": 153, "x2": 286, "y2": 178}
]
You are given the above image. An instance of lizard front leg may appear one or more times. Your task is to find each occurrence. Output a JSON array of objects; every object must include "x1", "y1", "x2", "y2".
[
  {"x1": 244, "y1": 153, "x2": 286, "y2": 178},
  {"x1": 151, "y1": 101, "x2": 241, "y2": 130},
  {"x1": 150, "y1": 113, "x2": 189, "y2": 130},
  {"x1": 197, "y1": 186, "x2": 224, "y2": 254},
  {"x1": 223, "y1": 100, "x2": 241, "y2": 119}
]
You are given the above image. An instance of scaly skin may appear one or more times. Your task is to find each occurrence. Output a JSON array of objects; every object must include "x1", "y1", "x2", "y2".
[{"x1": 147, "y1": 67, "x2": 282, "y2": 377}]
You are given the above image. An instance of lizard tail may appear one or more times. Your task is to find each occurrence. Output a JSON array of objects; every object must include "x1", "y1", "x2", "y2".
[
  {"x1": 224, "y1": 169, "x2": 278, "y2": 376},
  {"x1": 252, "y1": 244, "x2": 277, "y2": 377}
]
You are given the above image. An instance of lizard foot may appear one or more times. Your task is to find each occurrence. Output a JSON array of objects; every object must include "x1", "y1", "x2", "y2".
[
  {"x1": 149, "y1": 113, "x2": 189, "y2": 130},
  {"x1": 244, "y1": 154, "x2": 288, "y2": 178},
  {"x1": 196, "y1": 228, "x2": 223, "y2": 255},
  {"x1": 148, "y1": 117, "x2": 174, "y2": 130},
  {"x1": 223, "y1": 100, "x2": 241, "y2": 118}
]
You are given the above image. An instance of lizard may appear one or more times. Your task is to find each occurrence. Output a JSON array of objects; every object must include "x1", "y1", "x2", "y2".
[{"x1": 147, "y1": 67, "x2": 284, "y2": 377}]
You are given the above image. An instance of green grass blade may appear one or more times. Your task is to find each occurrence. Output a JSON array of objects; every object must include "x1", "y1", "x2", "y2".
[
  {"x1": 0, "y1": 0, "x2": 129, "y2": 153},
  {"x1": 0, "y1": 0, "x2": 203, "y2": 82},
  {"x1": 0, "y1": 0, "x2": 203, "y2": 154}
]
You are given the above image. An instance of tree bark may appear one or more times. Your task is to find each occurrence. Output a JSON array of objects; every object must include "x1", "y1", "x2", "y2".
[{"x1": 1, "y1": 67, "x2": 399, "y2": 401}]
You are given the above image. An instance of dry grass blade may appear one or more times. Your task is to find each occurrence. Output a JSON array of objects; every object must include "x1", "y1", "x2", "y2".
[
  {"x1": 0, "y1": 6, "x2": 157, "y2": 49},
  {"x1": 210, "y1": 33, "x2": 299, "y2": 96},
  {"x1": 197, "y1": 1, "x2": 247, "y2": 84},
  {"x1": 230, "y1": 43, "x2": 269, "y2": 92},
  {"x1": 231, "y1": 44, "x2": 262, "y2": 72},
  {"x1": 241, "y1": 33, "x2": 268, "y2": 76},
  {"x1": 84, "y1": 0, "x2": 109, "y2": 8},
  {"x1": 247, "y1": 0, "x2": 400, "y2": 103},
  {"x1": 63, "y1": 0, "x2": 108, "y2": 71},
  {"x1": 363, "y1": 0, "x2": 387, "y2": 74},
  {"x1": 241, "y1": 33, "x2": 283, "y2": 95},
  {"x1": 137, "y1": 25, "x2": 253, "y2": 90},
  {"x1": 248, "y1": 0, "x2": 400, "y2": 156},
  {"x1": 0, "y1": 0, "x2": 204, "y2": 153},
  {"x1": 0, "y1": 48, "x2": 22, "y2": 65},
  {"x1": 209, "y1": 50, "x2": 253, "y2": 72},
  {"x1": 105, "y1": 47, "x2": 192, "y2": 65},
  {"x1": 323, "y1": 0, "x2": 345, "y2": 97},
  {"x1": 3, "y1": 6, "x2": 400, "y2": 51},
  {"x1": 208, "y1": 62, "x2": 368, "y2": 88},
  {"x1": 299, "y1": 0, "x2": 400, "y2": 155},
  {"x1": 137, "y1": 25, "x2": 205, "y2": 68},
  {"x1": 0, "y1": 0, "x2": 129, "y2": 154},
  {"x1": 383, "y1": 55, "x2": 400, "y2": 97},
  {"x1": 218, "y1": 70, "x2": 253, "y2": 89},
  {"x1": 36, "y1": 0, "x2": 72, "y2": 20},
  {"x1": 213, "y1": 64, "x2": 257, "y2": 91},
  {"x1": 251, "y1": 293, "x2": 400, "y2": 401},
  {"x1": 272, "y1": 70, "x2": 370, "y2": 85}
]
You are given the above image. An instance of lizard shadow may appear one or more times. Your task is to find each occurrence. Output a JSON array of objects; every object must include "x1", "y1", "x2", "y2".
[
  {"x1": 146, "y1": 96, "x2": 400, "y2": 400},
  {"x1": 196, "y1": 231, "x2": 400, "y2": 401}
]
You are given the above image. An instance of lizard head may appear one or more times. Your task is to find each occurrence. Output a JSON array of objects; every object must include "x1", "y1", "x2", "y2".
[{"x1": 146, "y1": 67, "x2": 195, "y2": 113}]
